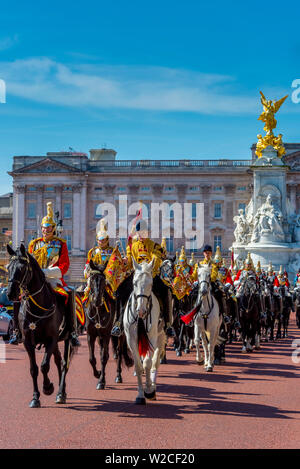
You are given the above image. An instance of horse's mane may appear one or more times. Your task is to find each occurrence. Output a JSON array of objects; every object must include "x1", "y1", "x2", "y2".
[{"x1": 26, "y1": 251, "x2": 46, "y2": 282}]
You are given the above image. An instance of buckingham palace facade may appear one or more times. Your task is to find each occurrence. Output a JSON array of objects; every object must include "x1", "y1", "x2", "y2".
[{"x1": 9, "y1": 145, "x2": 300, "y2": 284}]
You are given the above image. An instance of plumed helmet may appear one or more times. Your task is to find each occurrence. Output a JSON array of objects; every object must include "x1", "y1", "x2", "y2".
[
  {"x1": 96, "y1": 219, "x2": 109, "y2": 241},
  {"x1": 267, "y1": 262, "x2": 273, "y2": 273},
  {"x1": 256, "y1": 260, "x2": 262, "y2": 273},
  {"x1": 179, "y1": 245, "x2": 187, "y2": 263},
  {"x1": 214, "y1": 245, "x2": 222, "y2": 264},
  {"x1": 161, "y1": 237, "x2": 167, "y2": 253},
  {"x1": 245, "y1": 252, "x2": 254, "y2": 270},
  {"x1": 41, "y1": 202, "x2": 56, "y2": 228}
]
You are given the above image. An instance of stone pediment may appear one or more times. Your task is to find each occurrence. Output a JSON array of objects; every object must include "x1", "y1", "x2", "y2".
[
  {"x1": 12, "y1": 158, "x2": 82, "y2": 174},
  {"x1": 284, "y1": 151, "x2": 300, "y2": 170}
]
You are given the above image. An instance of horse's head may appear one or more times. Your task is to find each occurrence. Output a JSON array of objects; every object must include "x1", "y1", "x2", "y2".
[
  {"x1": 6, "y1": 244, "x2": 33, "y2": 301},
  {"x1": 236, "y1": 274, "x2": 257, "y2": 298},
  {"x1": 132, "y1": 257, "x2": 154, "y2": 319},
  {"x1": 197, "y1": 264, "x2": 211, "y2": 297},
  {"x1": 88, "y1": 259, "x2": 107, "y2": 308}
]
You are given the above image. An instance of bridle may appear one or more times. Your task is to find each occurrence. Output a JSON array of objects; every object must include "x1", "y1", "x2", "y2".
[
  {"x1": 8, "y1": 254, "x2": 55, "y2": 316},
  {"x1": 87, "y1": 270, "x2": 111, "y2": 328},
  {"x1": 127, "y1": 292, "x2": 153, "y2": 327}
]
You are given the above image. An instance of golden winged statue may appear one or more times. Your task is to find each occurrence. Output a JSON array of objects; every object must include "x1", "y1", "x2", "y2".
[
  {"x1": 258, "y1": 91, "x2": 288, "y2": 135},
  {"x1": 256, "y1": 91, "x2": 288, "y2": 158}
]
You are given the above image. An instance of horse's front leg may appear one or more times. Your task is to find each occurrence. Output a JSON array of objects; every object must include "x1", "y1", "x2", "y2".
[
  {"x1": 97, "y1": 335, "x2": 110, "y2": 390},
  {"x1": 24, "y1": 338, "x2": 41, "y2": 408},
  {"x1": 115, "y1": 336, "x2": 123, "y2": 383},
  {"x1": 87, "y1": 328, "x2": 100, "y2": 379},
  {"x1": 194, "y1": 321, "x2": 204, "y2": 365},
  {"x1": 144, "y1": 351, "x2": 155, "y2": 399},
  {"x1": 56, "y1": 338, "x2": 71, "y2": 404},
  {"x1": 41, "y1": 337, "x2": 57, "y2": 396},
  {"x1": 127, "y1": 330, "x2": 145, "y2": 405}
]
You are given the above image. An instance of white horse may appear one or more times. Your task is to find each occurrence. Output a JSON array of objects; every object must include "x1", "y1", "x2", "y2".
[
  {"x1": 194, "y1": 265, "x2": 222, "y2": 372},
  {"x1": 123, "y1": 258, "x2": 166, "y2": 405}
]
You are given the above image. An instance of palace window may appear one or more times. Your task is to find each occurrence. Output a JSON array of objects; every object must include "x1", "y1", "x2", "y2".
[
  {"x1": 2, "y1": 227, "x2": 8, "y2": 234},
  {"x1": 164, "y1": 186, "x2": 174, "y2": 192},
  {"x1": 94, "y1": 187, "x2": 103, "y2": 191},
  {"x1": 214, "y1": 203, "x2": 222, "y2": 218},
  {"x1": 63, "y1": 203, "x2": 72, "y2": 219},
  {"x1": 45, "y1": 186, "x2": 55, "y2": 192},
  {"x1": 27, "y1": 203, "x2": 36, "y2": 219},
  {"x1": 214, "y1": 186, "x2": 222, "y2": 191},
  {"x1": 187, "y1": 237, "x2": 197, "y2": 252},
  {"x1": 65, "y1": 234, "x2": 72, "y2": 251},
  {"x1": 141, "y1": 186, "x2": 150, "y2": 191},
  {"x1": 95, "y1": 204, "x2": 104, "y2": 219},
  {"x1": 214, "y1": 235, "x2": 222, "y2": 252},
  {"x1": 237, "y1": 186, "x2": 246, "y2": 191},
  {"x1": 189, "y1": 186, "x2": 198, "y2": 191}
]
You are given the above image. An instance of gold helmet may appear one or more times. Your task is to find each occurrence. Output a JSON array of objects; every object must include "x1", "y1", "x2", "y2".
[
  {"x1": 97, "y1": 219, "x2": 109, "y2": 241},
  {"x1": 256, "y1": 260, "x2": 262, "y2": 273},
  {"x1": 179, "y1": 246, "x2": 187, "y2": 264},
  {"x1": 189, "y1": 252, "x2": 196, "y2": 267},
  {"x1": 278, "y1": 265, "x2": 284, "y2": 278},
  {"x1": 214, "y1": 246, "x2": 223, "y2": 264},
  {"x1": 161, "y1": 237, "x2": 167, "y2": 254},
  {"x1": 232, "y1": 261, "x2": 238, "y2": 274},
  {"x1": 244, "y1": 252, "x2": 254, "y2": 270},
  {"x1": 41, "y1": 202, "x2": 56, "y2": 228},
  {"x1": 267, "y1": 262, "x2": 273, "y2": 274}
]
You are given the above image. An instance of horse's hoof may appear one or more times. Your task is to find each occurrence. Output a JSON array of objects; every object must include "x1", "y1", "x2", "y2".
[
  {"x1": 220, "y1": 357, "x2": 226, "y2": 363},
  {"x1": 115, "y1": 376, "x2": 122, "y2": 384},
  {"x1": 113, "y1": 353, "x2": 118, "y2": 360},
  {"x1": 184, "y1": 349, "x2": 190, "y2": 354},
  {"x1": 176, "y1": 350, "x2": 182, "y2": 357},
  {"x1": 196, "y1": 358, "x2": 204, "y2": 365},
  {"x1": 43, "y1": 382, "x2": 54, "y2": 396},
  {"x1": 96, "y1": 382, "x2": 105, "y2": 390},
  {"x1": 29, "y1": 399, "x2": 41, "y2": 408},
  {"x1": 160, "y1": 357, "x2": 167, "y2": 364},
  {"x1": 135, "y1": 397, "x2": 146, "y2": 405},
  {"x1": 242, "y1": 347, "x2": 247, "y2": 353},
  {"x1": 56, "y1": 393, "x2": 67, "y2": 404},
  {"x1": 206, "y1": 366, "x2": 213, "y2": 372},
  {"x1": 144, "y1": 390, "x2": 156, "y2": 400},
  {"x1": 94, "y1": 371, "x2": 101, "y2": 379}
]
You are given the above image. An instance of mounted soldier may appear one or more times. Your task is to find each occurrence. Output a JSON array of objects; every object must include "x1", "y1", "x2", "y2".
[
  {"x1": 10, "y1": 202, "x2": 80, "y2": 346},
  {"x1": 111, "y1": 218, "x2": 174, "y2": 337},
  {"x1": 83, "y1": 220, "x2": 114, "y2": 297}
]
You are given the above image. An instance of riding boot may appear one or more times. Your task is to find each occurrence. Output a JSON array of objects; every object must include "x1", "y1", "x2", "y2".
[
  {"x1": 111, "y1": 274, "x2": 133, "y2": 337},
  {"x1": 111, "y1": 297, "x2": 123, "y2": 337},
  {"x1": 153, "y1": 276, "x2": 175, "y2": 337},
  {"x1": 66, "y1": 288, "x2": 80, "y2": 347},
  {"x1": 9, "y1": 302, "x2": 22, "y2": 345}
]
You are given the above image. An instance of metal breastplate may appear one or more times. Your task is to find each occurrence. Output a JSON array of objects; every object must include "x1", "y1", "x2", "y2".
[{"x1": 33, "y1": 238, "x2": 61, "y2": 268}]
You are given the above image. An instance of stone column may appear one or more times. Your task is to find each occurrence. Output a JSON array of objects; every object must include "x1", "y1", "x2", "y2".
[
  {"x1": 199, "y1": 185, "x2": 211, "y2": 243},
  {"x1": 80, "y1": 180, "x2": 87, "y2": 254},
  {"x1": 175, "y1": 184, "x2": 188, "y2": 251},
  {"x1": 288, "y1": 183, "x2": 297, "y2": 213},
  {"x1": 36, "y1": 185, "x2": 44, "y2": 236},
  {"x1": 72, "y1": 184, "x2": 82, "y2": 255},
  {"x1": 13, "y1": 185, "x2": 26, "y2": 247},
  {"x1": 55, "y1": 184, "x2": 63, "y2": 220},
  {"x1": 224, "y1": 184, "x2": 236, "y2": 227}
]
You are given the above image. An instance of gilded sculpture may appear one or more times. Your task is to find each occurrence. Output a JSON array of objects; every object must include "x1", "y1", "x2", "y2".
[{"x1": 255, "y1": 91, "x2": 288, "y2": 158}]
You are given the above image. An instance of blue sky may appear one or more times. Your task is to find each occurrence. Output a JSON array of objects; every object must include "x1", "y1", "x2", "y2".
[{"x1": 0, "y1": 0, "x2": 300, "y2": 193}]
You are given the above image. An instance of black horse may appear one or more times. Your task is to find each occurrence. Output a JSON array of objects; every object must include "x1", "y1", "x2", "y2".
[
  {"x1": 6, "y1": 244, "x2": 77, "y2": 408},
  {"x1": 173, "y1": 291, "x2": 196, "y2": 357},
  {"x1": 278, "y1": 284, "x2": 293, "y2": 338},
  {"x1": 268, "y1": 281, "x2": 283, "y2": 341},
  {"x1": 236, "y1": 275, "x2": 260, "y2": 353},
  {"x1": 86, "y1": 260, "x2": 133, "y2": 389},
  {"x1": 293, "y1": 287, "x2": 300, "y2": 329},
  {"x1": 259, "y1": 277, "x2": 274, "y2": 342}
]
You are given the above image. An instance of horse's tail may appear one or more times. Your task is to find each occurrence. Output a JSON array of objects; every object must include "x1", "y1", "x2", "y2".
[{"x1": 137, "y1": 317, "x2": 153, "y2": 358}]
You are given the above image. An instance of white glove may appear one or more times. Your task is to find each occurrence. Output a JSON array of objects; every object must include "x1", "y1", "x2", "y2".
[
  {"x1": 234, "y1": 280, "x2": 240, "y2": 287},
  {"x1": 43, "y1": 266, "x2": 62, "y2": 279}
]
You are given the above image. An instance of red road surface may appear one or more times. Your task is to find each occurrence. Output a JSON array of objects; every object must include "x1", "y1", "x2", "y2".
[{"x1": 0, "y1": 314, "x2": 299, "y2": 449}]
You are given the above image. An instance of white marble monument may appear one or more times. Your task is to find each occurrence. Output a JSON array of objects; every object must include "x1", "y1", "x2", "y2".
[{"x1": 232, "y1": 146, "x2": 300, "y2": 278}]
